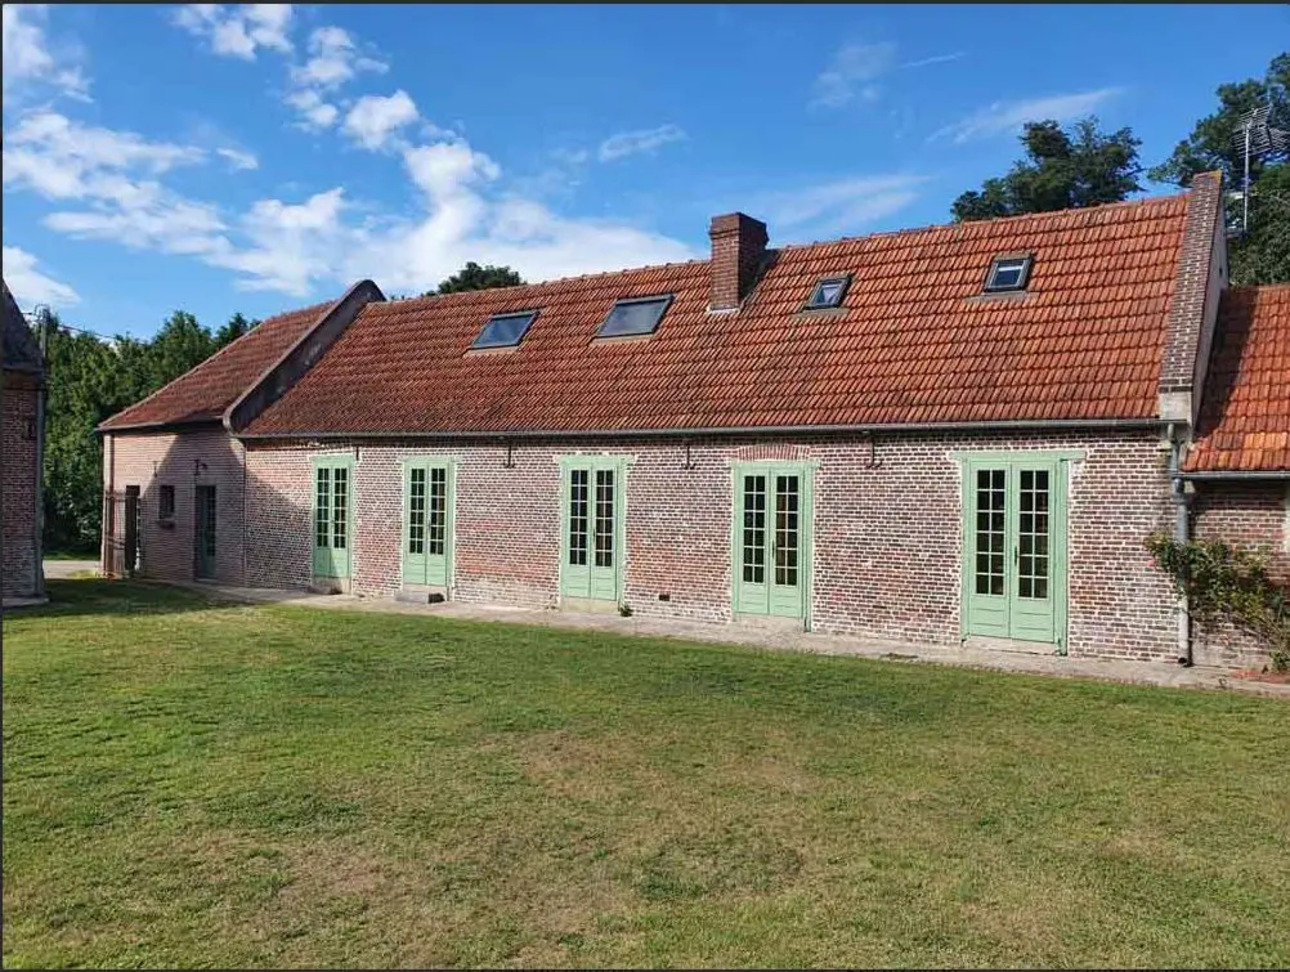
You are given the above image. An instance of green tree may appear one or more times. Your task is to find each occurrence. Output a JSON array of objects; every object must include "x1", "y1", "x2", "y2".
[
  {"x1": 215, "y1": 312, "x2": 257, "y2": 348},
  {"x1": 951, "y1": 117, "x2": 1143, "y2": 222},
  {"x1": 147, "y1": 311, "x2": 216, "y2": 388},
  {"x1": 1148, "y1": 52, "x2": 1290, "y2": 284},
  {"x1": 429, "y1": 261, "x2": 524, "y2": 295}
]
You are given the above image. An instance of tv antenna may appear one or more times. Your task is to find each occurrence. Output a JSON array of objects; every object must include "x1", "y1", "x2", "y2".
[{"x1": 1231, "y1": 103, "x2": 1289, "y2": 235}]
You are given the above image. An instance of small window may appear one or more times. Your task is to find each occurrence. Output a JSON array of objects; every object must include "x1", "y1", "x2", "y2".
[
  {"x1": 984, "y1": 255, "x2": 1032, "y2": 292},
  {"x1": 471, "y1": 310, "x2": 538, "y2": 349},
  {"x1": 805, "y1": 275, "x2": 850, "y2": 310},
  {"x1": 158, "y1": 485, "x2": 175, "y2": 522},
  {"x1": 596, "y1": 295, "x2": 673, "y2": 338}
]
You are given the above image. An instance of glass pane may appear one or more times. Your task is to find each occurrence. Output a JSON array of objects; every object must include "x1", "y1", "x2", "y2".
[
  {"x1": 974, "y1": 467, "x2": 1006, "y2": 598},
  {"x1": 1017, "y1": 468, "x2": 1050, "y2": 600},
  {"x1": 597, "y1": 297, "x2": 670, "y2": 338},
  {"x1": 472, "y1": 311, "x2": 536, "y2": 349},
  {"x1": 569, "y1": 470, "x2": 588, "y2": 566},
  {"x1": 428, "y1": 467, "x2": 447, "y2": 556},
  {"x1": 315, "y1": 468, "x2": 330, "y2": 549},
  {"x1": 332, "y1": 467, "x2": 348, "y2": 550},
  {"x1": 742, "y1": 474, "x2": 766, "y2": 584},
  {"x1": 594, "y1": 470, "x2": 615, "y2": 568},
  {"x1": 408, "y1": 467, "x2": 426, "y2": 554},
  {"x1": 775, "y1": 475, "x2": 799, "y2": 587}
]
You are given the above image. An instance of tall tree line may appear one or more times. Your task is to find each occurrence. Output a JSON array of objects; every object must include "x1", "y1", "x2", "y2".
[{"x1": 38, "y1": 308, "x2": 256, "y2": 552}]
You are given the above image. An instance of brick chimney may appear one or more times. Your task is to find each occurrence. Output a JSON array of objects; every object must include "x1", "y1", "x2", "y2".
[{"x1": 708, "y1": 212, "x2": 768, "y2": 311}]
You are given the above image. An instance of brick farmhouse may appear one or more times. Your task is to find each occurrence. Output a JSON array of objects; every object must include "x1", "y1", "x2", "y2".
[
  {"x1": 98, "y1": 173, "x2": 1290, "y2": 668},
  {"x1": 3, "y1": 281, "x2": 46, "y2": 603}
]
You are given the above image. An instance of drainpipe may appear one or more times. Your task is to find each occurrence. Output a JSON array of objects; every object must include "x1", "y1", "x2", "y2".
[{"x1": 1166, "y1": 423, "x2": 1193, "y2": 666}]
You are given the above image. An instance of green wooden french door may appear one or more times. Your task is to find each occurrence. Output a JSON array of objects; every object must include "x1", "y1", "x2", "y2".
[
  {"x1": 312, "y1": 457, "x2": 353, "y2": 580},
  {"x1": 560, "y1": 459, "x2": 625, "y2": 602},
  {"x1": 733, "y1": 463, "x2": 813, "y2": 619},
  {"x1": 962, "y1": 457, "x2": 1068, "y2": 646},
  {"x1": 403, "y1": 459, "x2": 454, "y2": 586},
  {"x1": 194, "y1": 485, "x2": 217, "y2": 579}
]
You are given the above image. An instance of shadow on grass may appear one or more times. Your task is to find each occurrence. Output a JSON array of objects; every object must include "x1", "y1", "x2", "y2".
[{"x1": 10, "y1": 578, "x2": 238, "y2": 620}]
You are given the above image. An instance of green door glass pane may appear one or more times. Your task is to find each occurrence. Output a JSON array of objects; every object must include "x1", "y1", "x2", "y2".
[
  {"x1": 408, "y1": 467, "x2": 426, "y2": 554},
  {"x1": 315, "y1": 468, "x2": 331, "y2": 550},
  {"x1": 569, "y1": 469, "x2": 589, "y2": 566},
  {"x1": 975, "y1": 469, "x2": 1006, "y2": 596},
  {"x1": 774, "y1": 474, "x2": 799, "y2": 588},
  {"x1": 594, "y1": 470, "x2": 615, "y2": 568},
  {"x1": 428, "y1": 466, "x2": 447, "y2": 556},
  {"x1": 742, "y1": 474, "x2": 766, "y2": 584}
]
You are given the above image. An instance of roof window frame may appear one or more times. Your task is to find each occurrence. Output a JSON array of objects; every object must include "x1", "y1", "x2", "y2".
[
  {"x1": 803, "y1": 274, "x2": 851, "y2": 310},
  {"x1": 470, "y1": 309, "x2": 540, "y2": 350},
  {"x1": 594, "y1": 293, "x2": 674, "y2": 339},
  {"x1": 983, "y1": 254, "x2": 1034, "y2": 293}
]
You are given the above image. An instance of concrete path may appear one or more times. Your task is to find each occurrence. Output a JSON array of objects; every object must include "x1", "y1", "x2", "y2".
[
  {"x1": 161, "y1": 579, "x2": 1290, "y2": 699},
  {"x1": 43, "y1": 559, "x2": 99, "y2": 579}
]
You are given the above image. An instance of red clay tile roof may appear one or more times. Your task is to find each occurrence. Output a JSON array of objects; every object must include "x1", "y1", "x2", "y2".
[
  {"x1": 1184, "y1": 284, "x2": 1290, "y2": 474},
  {"x1": 98, "y1": 299, "x2": 333, "y2": 431},
  {"x1": 246, "y1": 192, "x2": 1193, "y2": 438}
]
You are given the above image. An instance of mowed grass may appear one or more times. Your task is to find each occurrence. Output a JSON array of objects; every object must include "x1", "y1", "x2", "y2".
[{"x1": 4, "y1": 581, "x2": 1289, "y2": 969}]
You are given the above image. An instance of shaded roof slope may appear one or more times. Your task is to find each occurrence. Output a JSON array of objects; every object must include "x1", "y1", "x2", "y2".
[
  {"x1": 3, "y1": 281, "x2": 44, "y2": 373},
  {"x1": 1184, "y1": 285, "x2": 1290, "y2": 474},
  {"x1": 247, "y1": 192, "x2": 1192, "y2": 438},
  {"x1": 99, "y1": 299, "x2": 332, "y2": 431}
]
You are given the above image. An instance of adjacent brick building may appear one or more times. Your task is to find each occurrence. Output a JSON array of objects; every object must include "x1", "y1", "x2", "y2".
[
  {"x1": 99, "y1": 173, "x2": 1290, "y2": 668},
  {"x1": 2, "y1": 281, "x2": 46, "y2": 603}
]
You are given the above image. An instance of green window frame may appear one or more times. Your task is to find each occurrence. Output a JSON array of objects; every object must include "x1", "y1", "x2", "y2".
[
  {"x1": 956, "y1": 450, "x2": 1077, "y2": 651},
  {"x1": 559, "y1": 455, "x2": 630, "y2": 603},
  {"x1": 311, "y1": 454, "x2": 355, "y2": 580},
  {"x1": 730, "y1": 461, "x2": 816, "y2": 625},
  {"x1": 401, "y1": 457, "x2": 456, "y2": 587}
]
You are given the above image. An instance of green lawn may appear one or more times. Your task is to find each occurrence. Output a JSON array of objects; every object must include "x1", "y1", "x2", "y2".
[{"x1": 4, "y1": 581, "x2": 1289, "y2": 969}]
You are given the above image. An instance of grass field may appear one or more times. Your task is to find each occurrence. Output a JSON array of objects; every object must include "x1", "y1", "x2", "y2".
[{"x1": 4, "y1": 579, "x2": 1289, "y2": 968}]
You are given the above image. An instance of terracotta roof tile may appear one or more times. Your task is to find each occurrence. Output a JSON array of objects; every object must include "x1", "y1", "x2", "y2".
[
  {"x1": 98, "y1": 299, "x2": 334, "y2": 431},
  {"x1": 247, "y1": 193, "x2": 1191, "y2": 437},
  {"x1": 1184, "y1": 285, "x2": 1290, "y2": 474}
]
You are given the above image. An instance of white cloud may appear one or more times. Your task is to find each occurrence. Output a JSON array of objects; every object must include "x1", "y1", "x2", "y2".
[
  {"x1": 2, "y1": 4, "x2": 89, "y2": 103},
  {"x1": 2, "y1": 246, "x2": 80, "y2": 307},
  {"x1": 291, "y1": 25, "x2": 385, "y2": 90},
  {"x1": 285, "y1": 88, "x2": 338, "y2": 130},
  {"x1": 342, "y1": 90, "x2": 419, "y2": 151},
  {"x1": 750, "y1": 174, "x2": 928, "y2": 239},
  {"x1": 810, "y1": 41, "x2": 897, "y2": 110},
  {"x1": 216, "y1": 146, "x2": 259, "y2": 170},
  {"x1": 173, "y1": 4, "x2": 293, "y2": 60},
  {"x1": 931, "y1": 88, "x2": 1123, "y2": 144},
  {"x1": 3, "y1": 111, "x2": 206, "y2": 199},
  {"x1": 598, "y1": 124, "x2": 687, "y2": 162}
]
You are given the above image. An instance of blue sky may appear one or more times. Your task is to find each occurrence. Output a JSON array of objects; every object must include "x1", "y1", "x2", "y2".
[{"x1": 2, "y1": 4, "x2": 1286, "y2": 338}]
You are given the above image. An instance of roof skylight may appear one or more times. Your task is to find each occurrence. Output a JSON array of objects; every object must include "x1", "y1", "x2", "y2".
[
  {"x1": 805, "y1": 275, "x2": 850, "y2": 310},
  {"x1": 596, "y1": 295, "x2": 673, "y2": 338},
  {"x1": 471, "y1": 310, "x2": 538, "y2": 349},
  {"x1": 984, "y1": 255, "x2": 1033, "y2": 293}
]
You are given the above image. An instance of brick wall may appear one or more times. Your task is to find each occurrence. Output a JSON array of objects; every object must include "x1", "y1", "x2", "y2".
[
  {"x1": 3, "y1": 371, "x2": 40, "y2": 599},
  {"x1": 102, "y1": 426, "x2": 246, "y2": 583},
  {"x1": 243, "y1": 427, "x2": 1181, "y2": 662},
  {"x1": 1190, "y1": 480, "x2": 1289, "y2": 668}
]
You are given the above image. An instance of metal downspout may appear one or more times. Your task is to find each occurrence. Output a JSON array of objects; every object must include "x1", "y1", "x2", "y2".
[{"x1": 1167, "y1": 423, "x2": 1193, "y2": 666}]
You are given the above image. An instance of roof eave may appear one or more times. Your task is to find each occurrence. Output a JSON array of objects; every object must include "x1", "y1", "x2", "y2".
[{"x1": 236, "y1": 416, "x2": 1166, "y2": 442}]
